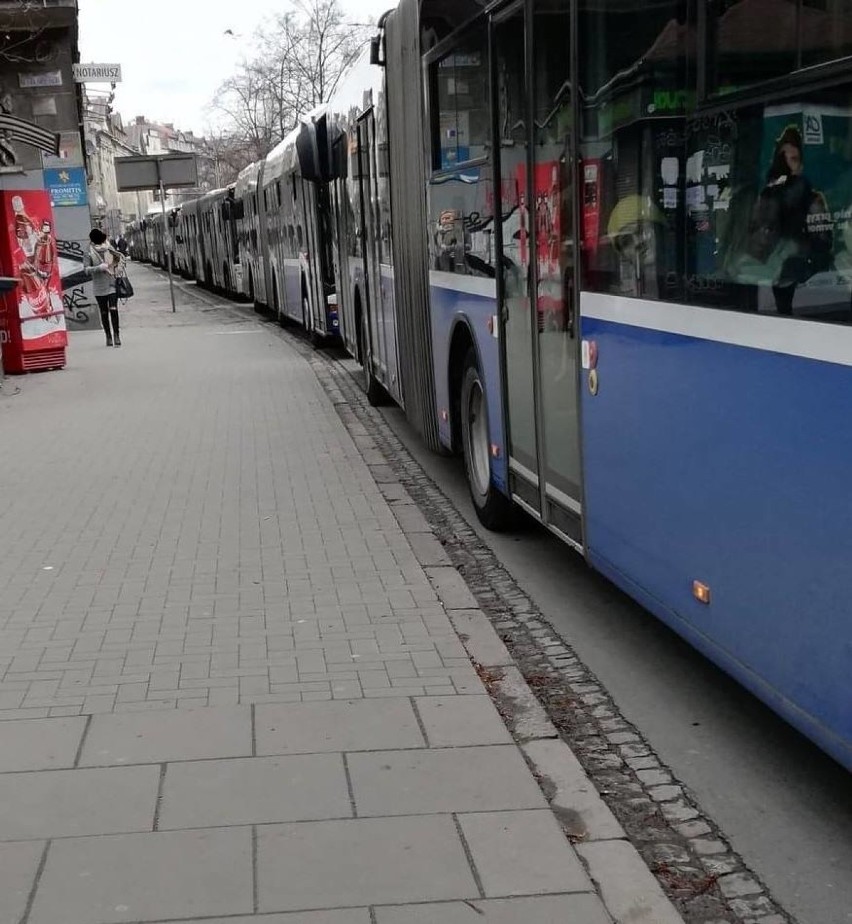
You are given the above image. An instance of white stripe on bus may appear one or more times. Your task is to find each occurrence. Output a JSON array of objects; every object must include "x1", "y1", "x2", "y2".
[
  {"x1": 581, "y1": 291, "x2": 852, "y2": 369},
  {"x1": 430, "y1": 270, "x2": 497, "y2": 299}
]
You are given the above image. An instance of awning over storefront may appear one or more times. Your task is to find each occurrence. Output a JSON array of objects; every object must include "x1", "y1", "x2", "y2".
[{"x1": 0, "y1": 114, "x2": 60, "y2": 157}]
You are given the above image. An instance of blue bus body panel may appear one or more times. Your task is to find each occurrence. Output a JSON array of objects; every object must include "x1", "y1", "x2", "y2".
[
  {"x1": 429, "y1": 281, "x2": 509, "y2": 492},
  {"x1": 581, "y1": 313, "x2": 852, "y2": 770}
]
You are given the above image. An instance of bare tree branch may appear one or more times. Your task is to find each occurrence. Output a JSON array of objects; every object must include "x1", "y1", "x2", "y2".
[
  {"x1": 0, "y1": 1, "x2": 54, "y2": 64},
  {"x1": 209, "y1": 0, "x2": 372, "y2": 175}
]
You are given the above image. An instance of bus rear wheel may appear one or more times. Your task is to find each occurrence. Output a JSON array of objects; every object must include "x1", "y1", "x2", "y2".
[
  {"x1": 360, "y1": 310, "x2": 385, "y2": 406},
  {"x1": 460, "y1": 350, "x2": 513, "y2": 531}
]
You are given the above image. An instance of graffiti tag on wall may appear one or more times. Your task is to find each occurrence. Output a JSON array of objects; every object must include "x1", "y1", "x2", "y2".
[{"x1": 57, "y1": 239, "x2": 93, "y2": 325}]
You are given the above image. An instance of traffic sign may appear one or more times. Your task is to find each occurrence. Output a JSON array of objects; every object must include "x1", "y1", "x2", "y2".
[{"x1": 114, "y1": 154, "x2": 198, "y2": 192}]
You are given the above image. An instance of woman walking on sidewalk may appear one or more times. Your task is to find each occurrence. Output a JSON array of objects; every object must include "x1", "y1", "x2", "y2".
[{"x1": 84, "y1": 228, "x2": 124, "y2": 347}]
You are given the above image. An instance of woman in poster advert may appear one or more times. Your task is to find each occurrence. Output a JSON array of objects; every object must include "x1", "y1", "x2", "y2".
[
  {"x1": 84, "y1": 228, "x2": 125, "y2": 347},
  {"x1": 747, "y1": 125, "x2": 833, "y2": 314}
]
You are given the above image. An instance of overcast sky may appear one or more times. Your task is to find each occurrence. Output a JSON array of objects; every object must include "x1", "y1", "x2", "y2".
[{"x1": 78, "y1": 0, "x2": 393, "y2": 135}]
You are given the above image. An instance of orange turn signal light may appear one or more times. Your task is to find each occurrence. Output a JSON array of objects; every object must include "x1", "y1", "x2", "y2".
[{"x1": 692, "y1": 581, "x2": 711, "y2": 605}]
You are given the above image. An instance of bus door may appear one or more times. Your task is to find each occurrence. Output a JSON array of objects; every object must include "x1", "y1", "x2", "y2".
[
  {"x1": 493, "y1": 0, "x2": 582, "y2": 546},
  {"x1": 200, "y1": 212, "x2": 209, "y2": 282},
  {"x1": 300, "y1": 180, "x2": 322, "y2": 332},
  {"x1": 357, "y1": 109, "x2": 388, "y2": 380},
  {"x1": 330, "y1": 135, "x2": 354, "y2": 351}
]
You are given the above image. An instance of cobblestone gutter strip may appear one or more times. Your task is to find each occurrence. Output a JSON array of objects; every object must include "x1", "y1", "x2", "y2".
[{"x1": 286, "y1": 339, "x2": 794, "y2": 924}]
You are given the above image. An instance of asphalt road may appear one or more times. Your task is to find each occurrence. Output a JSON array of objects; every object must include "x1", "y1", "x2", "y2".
[{"x1": 381, "y1": 404, "x2": 852, "y2": 924}]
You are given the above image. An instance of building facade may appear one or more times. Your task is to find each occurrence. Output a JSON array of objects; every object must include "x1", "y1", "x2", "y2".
[
  {"x1": 0, "y1": 0, "x2": 96, "y2": 332},
  {"x1": 83, "y1": 101, "x2": 141, "y2": 238}
]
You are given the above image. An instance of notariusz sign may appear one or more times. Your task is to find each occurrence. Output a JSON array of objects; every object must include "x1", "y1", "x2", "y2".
[{"x1": 72, "y1": 63, "x2": 122, "y2": 83}]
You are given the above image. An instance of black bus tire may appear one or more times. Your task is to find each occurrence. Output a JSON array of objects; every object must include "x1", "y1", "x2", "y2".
[{"x1": 460, "y1": 349, "x2": 514, "y2": 531}]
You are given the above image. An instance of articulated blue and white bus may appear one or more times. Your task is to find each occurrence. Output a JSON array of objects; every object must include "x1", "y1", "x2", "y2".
[
  {"x1": 373, "y1": 0, "x2": 852, "y2": 770},
  {"x1": 181, "y1": 0, "x2": 852, "y2": 770}
]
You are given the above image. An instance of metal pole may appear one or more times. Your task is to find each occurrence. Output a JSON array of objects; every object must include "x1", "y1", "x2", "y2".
[{"x1": 159, "y1": 161, "x2": 177, "y2": 313}]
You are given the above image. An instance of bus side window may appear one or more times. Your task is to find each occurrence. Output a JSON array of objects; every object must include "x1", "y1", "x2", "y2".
[{"x1": 429, "y1": 22, "x2": 489, "y2": 171}]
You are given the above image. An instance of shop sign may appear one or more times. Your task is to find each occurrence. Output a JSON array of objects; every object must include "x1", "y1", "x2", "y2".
[
  {"x1": 73, "y1": 63, "x2": 122, "y2": 83},
  {"x1": 19, "y1": 71, "x2": 63, "y2": 89},
  {"x1": 44, "y1": 167, "x2": 88, "y2": 207}
]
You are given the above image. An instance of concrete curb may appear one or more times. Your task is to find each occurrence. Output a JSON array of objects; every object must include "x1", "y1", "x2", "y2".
[
  {"x1": 523, "y1": 738, "x2": 625, "y2": 842},
  {"x1": 579, "y1": 839, "x2": 687, "y2": 924}
]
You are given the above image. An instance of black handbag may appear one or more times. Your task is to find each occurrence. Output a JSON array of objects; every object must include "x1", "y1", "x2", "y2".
[{"x1": 115, "y1": 273, "x2": 134, "y2": 301}]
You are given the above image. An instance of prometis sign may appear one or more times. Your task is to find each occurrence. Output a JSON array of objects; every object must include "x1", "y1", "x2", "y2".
[{"x1": 72, "y1": 63, "x2": 122, "y2": 83}]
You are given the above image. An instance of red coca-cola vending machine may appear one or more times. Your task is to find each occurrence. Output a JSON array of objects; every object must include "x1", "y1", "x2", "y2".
[{"x1": 0, "y1": 189, "x2": 67, "y2": 373}]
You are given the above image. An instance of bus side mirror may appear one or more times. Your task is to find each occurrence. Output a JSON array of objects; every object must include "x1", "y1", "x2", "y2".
[{"x1": 370, "y1": 35, "x2": 384, "y2": 67}]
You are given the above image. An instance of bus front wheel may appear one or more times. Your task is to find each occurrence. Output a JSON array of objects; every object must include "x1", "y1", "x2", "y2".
[{"x1": 460, "y1": 350, "x2": 513, "y2": 531}]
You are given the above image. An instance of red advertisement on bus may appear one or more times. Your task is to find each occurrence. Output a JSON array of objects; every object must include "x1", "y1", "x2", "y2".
[{"x1": 517, "y1": 159, "x2": 568, "y2": 329}]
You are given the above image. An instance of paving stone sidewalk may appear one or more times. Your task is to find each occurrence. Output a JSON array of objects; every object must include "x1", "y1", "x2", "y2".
[{"x1": 0, "y1": 268, "x2": 684, "y2": 924}]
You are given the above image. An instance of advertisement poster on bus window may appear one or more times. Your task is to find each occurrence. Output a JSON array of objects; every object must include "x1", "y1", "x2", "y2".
[
  {"x1": 582, "y1": 160, "x2": 602, "y2": 261},
  {"x1": 0, "y1": 190, "x2": 67, "y2": 351},
  {"x1": 712, "y1": 102, "x2": 852, "y2": 315},
  {"x1": 517, "y1": 159, "x2": 566, "y2": 327},
  {"x1": 757, "y1": 104, "x2": 852, "y2": 282}
]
